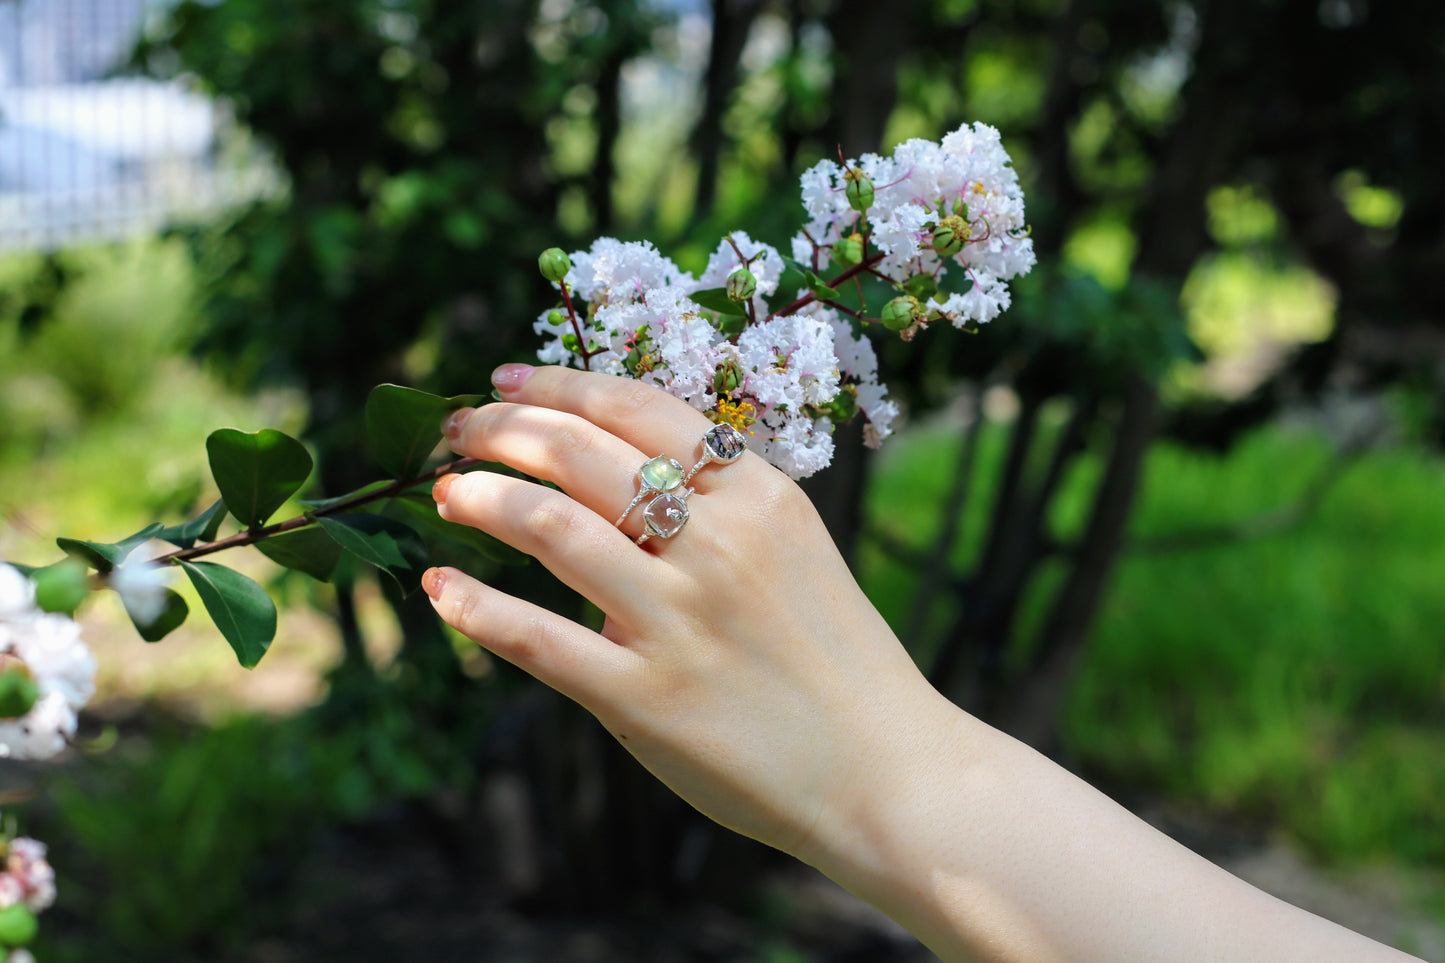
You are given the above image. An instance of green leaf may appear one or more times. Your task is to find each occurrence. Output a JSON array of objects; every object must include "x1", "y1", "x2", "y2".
[
  {"x1": 384, "y1": 493, "x2": 528, "y2": 565},
  {"x1": 254, "y1": 527, "x2": 344, "y2": 582},
  {"x1": 56, "y1": 523, "x2": 165, "y2": 573},
  {"x1": 316, "y1": 513, "x2": 430, "y2": 593},
  {"x1": 688, "y1": 287, "x2": 748, "y2": 318},
  {"x1": 2, "y1": 561, "x2": 40, "y2": 577},
  {"x1": 178, "y1": 560, "x2": 276, "y2": 668},
  {"x1": 207, "y1": 428, "x2": 313, "y2": 529},
  {"x1": 365, "y1": 384, "x2": 485, "y2": 480},
  {"x1": 157, "y1": 499, "x2": 228, "y2": 549},
  {"x1": 805, "y1": 271, "x2": 841, "y2": 300},
  {"x1": 127, "y1": 589, "x2": 190, "y2": 643}
]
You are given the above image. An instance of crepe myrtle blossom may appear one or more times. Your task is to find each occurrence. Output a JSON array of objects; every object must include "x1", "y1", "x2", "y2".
[
  {"x1": 534, "y1": 123, "x2": 1030, "y2": 477},
  {"x1": 0, "y1": 836, "x2": 55, "y2": 914},
  {"x1": 0, "y1": 565, "x2": 96, "y2": 760},
  {"x1": 796, "y1": 121, "x2": 1035, "y2": 328}
]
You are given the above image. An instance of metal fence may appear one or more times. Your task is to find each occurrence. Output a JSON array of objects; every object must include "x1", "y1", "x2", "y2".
[{"x1": 0, "y1": 0, "x2": 271, "y2": 251}]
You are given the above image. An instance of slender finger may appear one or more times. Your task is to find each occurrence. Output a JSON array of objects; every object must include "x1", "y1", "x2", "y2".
[
  {"x1": 423, "y1": 566, "x2": 639, "y2": 709},
  {"x1": 492, "y1": 363, "x2": 728, "y2": 477},
  {"x1": 434, "y1": 470, "x2": 673, "y2": 619},
  {"x1": 445, "y1": 402, "x2": 658, "y2": 532}
]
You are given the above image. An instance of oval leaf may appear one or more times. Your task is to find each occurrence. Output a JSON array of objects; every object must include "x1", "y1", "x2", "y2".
[
  {"x1": 178, "y1": 559, "x2": 276, "y2": 668},
  {"x1": 56, "y1": 523, "x2": 165, "y2": 573},
  {"x1": 688, "y1": 287, "x2": 748, "y2": 318},
  {"x1": 316, "y1": 513, "x2": 429, "y2": 594},
  {"x1": 158, "y1": 499, "x2": 228, "y2": 550},
  {"x1": 365, "y1": 385, "x2": 484, "y2": 480},
  {"x1": 126, "y1": 588, "x2": 190, "y2": 643},
  {"x1": 254, "y1": 527, "x2": 344, "y2": 582},
  {"x1": 207, "y1": 428, "x2": 314, "y2": 529}
]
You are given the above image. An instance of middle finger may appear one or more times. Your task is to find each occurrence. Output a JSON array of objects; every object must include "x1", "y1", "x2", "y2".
[{"x1": 449, "y1": 402, "x2": 661, "y2": 532}]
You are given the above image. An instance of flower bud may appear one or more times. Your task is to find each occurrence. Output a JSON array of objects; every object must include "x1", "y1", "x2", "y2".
[
  {"x1": 881, "y1": 295, "x2": 921, "y2": 332},
  {"x1": 930, "y1": 215, "x2": 969, "y2": 257},
  {"x1": 725, "y1": 265, "x2": 757, "y2": 302},
  {"x1": 0, "y1": 659, "x2": 39, "y2": 720},
  {"x1": 831, "y1": 234, "x2": 864, "y2": 269},
  {"x1": 546, "y1": 309, "x2": 566, "y2": 326},
  {"x1": 32, "y1": 559, "x2": 89, "y2": 616},
  {"x1": 844, "y1": 168, "x2": 874, "y2": 212},
  {"x1": 712, "y1": 361, "x2": 743, "y2": 396},
  {"x1": 537, "y1": 247, "x2": 572, "y2": 284},
  {"x1": 902, "y1": 272, "x2": 938, "y2": 301}
]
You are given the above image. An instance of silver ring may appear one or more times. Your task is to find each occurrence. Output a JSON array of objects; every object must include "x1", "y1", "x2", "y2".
[
  {"x1": 681, "y1": 424, "x2": 748, "y2": 486},
  {"x1": 635, "y1": 486, "x2": 693, "y2": 545},
  {"x1": 616, "y1": 455, "x2": 687, "y2": 527}
]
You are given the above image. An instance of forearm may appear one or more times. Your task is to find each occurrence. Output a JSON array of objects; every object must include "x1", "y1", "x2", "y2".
[{"x1": 794, "y1": 689, "x2": 1423, "y2": 963}]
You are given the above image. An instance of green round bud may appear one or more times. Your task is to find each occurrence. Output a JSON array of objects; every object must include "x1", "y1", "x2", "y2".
[
  {"x1": 538, "y1": 247, "x2": 572, "y2": 284},
  {"x1": 33, "y1": 559, "x2": 90, "y2": 615},
  {"x1": 546, "y1": 309, "x2": 567, "y2": 326},
  {"x1": 844, "y1": 169, "x2": 874, "y2": 212},
  {"x1": 0, "y1": 661, "x2": 39, "y2": 720},
  {"x1": 930, "y1": 215, "x2": 969, "y2": 257},
  {"x1": 831, "y1": 234, "x2": 864, "y2": 269},
  {"x1": 0, "y1": 903, "x2": 39, "y2": 945},
  {"x1": 902, "y1": 273, "x2": 939, "y2": 301},
  {"x1": 725, "y1": 266, "x2": 758, "y2": 302},
  {"x1": 880, "y1": 296, "x2": 921, "y2": 332}
]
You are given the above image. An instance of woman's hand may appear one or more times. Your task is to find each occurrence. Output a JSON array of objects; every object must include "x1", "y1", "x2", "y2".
[{"x1": 424, "y1": 362, "x2": 952, "y2": 858}]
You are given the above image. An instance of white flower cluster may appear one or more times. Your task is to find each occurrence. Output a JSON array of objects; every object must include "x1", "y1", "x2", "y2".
[
  {"x1": 536, "y1": 234, "x2": 899, "y2": 478},
  {"x1": 534, "y1": 122, "x2": 1031, "y2": 478},
  {"x1": 0, "y1": 565, "x2": 96, "y2": 760},
  {"x1": 0, "y1": 836, "x2": 54, "y2": 914},
  {"x1": 797, "y1": 121, "x2": 1035, "y2": 326}
]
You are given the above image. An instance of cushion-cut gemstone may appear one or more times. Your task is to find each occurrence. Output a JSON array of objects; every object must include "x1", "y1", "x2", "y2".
[
  {"x1": 703, "y1": 424, "x2": 747, "y2": 463},
  {"x1": 640, "y1": 456, "x2": 684, "y2": 492},
  {"x1": 644, "y1": 492, "x2": 689, "y2": 538}
]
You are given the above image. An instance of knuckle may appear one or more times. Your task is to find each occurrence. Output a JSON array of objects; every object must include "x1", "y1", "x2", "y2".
[
  {"x1": 522, "y1": 495, "x2": 578, "y2": 541},
  {"x1": 612, "y1": 379, "x2": 662, "y2": 418},
  {"x1": 551, "y1": 418, "x2": 598, "y2": 460}
]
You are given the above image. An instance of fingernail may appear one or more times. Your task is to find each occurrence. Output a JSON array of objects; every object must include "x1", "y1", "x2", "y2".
[
  {"x1": 442, "y1": 406, "x2": 474, "y2": 440},
  {"x1": 492, "y1": 363, "x2": 534, "y2": 393},
  {"x1": 433, "y1": 472, "x2": 459, "y2": 505},
  {"x1": 422, "y1": 567, "x2": 449, "y2": 600}
]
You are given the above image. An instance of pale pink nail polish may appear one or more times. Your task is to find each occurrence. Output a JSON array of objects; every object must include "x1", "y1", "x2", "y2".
[
  {"x1": 492, "y1": 363, "x2": 534, "y2": 393},
  {"x1": 442, "y1": 407, "x2": 474, "y2": 440}
]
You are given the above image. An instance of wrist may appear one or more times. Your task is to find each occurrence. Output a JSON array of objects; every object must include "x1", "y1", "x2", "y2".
[{"x1": 789, "y1": 684, "x2": 996, "y2": 954}]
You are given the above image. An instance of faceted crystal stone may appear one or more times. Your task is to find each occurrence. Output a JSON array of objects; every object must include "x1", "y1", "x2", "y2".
[
  {"x1": 640, "y1": 456, "x2": 684, "y2": 492},
  {"x1": 643, "y1": 493, "x2": 690, "y2": 538},
  {"x1": 703, "y1": 424, "x2": 747, "y2": 463}
]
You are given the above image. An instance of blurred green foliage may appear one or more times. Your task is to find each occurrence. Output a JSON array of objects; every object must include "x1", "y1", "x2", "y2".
[{"x1": 865, "y1": 417, "x2": 1445, "y2": 868}]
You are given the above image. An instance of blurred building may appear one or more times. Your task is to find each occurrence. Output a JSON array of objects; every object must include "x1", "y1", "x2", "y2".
[{"x1": 0, "y1": 0, "x2": 269, "y2": 251}]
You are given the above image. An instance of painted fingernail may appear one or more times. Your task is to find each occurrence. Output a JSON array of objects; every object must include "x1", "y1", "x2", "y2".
[
  {"x1": 422, "y1": 567, "x2": 449, "y2": 600},
  {"x1": 492, "y1": 363, "x2": 534, "y2": 393},
  {"x1": 442, "y1": 406, "x2": 474, "y2": 440},
  {"x1": 433, "y1": 472, "x2": 459, "y2": 505}
]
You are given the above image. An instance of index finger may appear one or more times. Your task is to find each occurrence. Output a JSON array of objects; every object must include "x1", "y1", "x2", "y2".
[{"x1": 491, "y1": 363, "x2": 725, "y2": 472}]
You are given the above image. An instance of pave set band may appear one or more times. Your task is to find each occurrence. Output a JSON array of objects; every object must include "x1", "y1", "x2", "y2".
[{"x1": 616, "y1": 424, "x2": 747, "y2": 545}]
